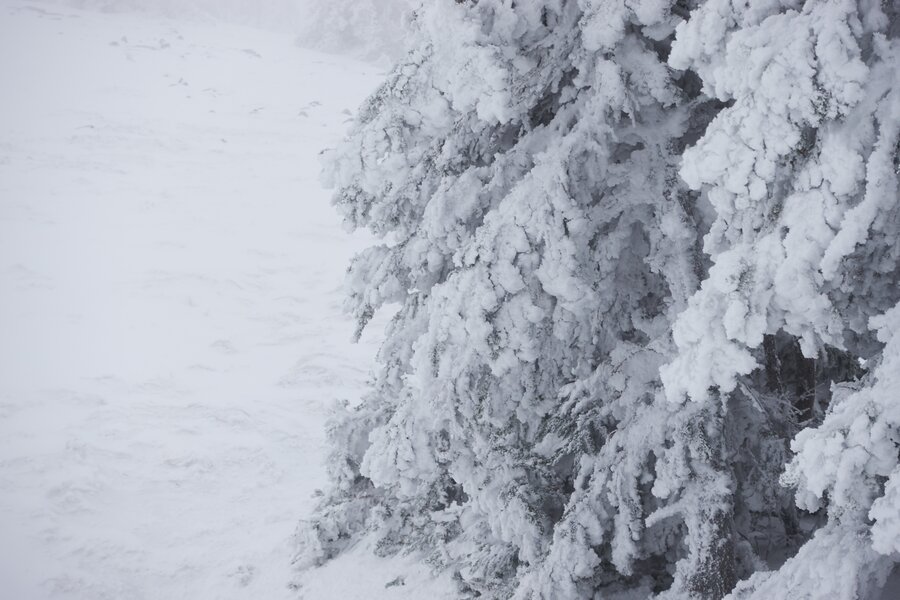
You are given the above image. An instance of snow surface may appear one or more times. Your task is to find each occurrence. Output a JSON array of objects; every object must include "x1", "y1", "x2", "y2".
[
  {"x1": 32, "y1": 0, "x2": 412, "y2": 62},
  {"x1": 0, "y1": 2, "x2": 455, "y2": 598}
]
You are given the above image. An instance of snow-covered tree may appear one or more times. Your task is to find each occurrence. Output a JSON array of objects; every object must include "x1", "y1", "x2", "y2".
[
  {"x1": 299, "y1": 1, "x2": 898, "y2": 598},
  {"x1": 665, "y1": 0, "x2": 900, "y2": 597},
  {"x1": 295, "y1": 0, "x2": 415, "y2": 62}
]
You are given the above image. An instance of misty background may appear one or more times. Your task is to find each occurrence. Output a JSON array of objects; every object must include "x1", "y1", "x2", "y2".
[{"x1": 34, "y1": 0, "x2": 413, "y2": 61}]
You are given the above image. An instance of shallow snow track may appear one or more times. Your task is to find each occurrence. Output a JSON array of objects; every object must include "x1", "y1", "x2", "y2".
[{"x1": 0, "y1": 3, "x2": 454, "y2": 599}]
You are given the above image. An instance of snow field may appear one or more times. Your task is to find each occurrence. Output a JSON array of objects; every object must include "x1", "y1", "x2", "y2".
[{"x1": 0, "y1": 3, "x2": 452, "y2": 598}]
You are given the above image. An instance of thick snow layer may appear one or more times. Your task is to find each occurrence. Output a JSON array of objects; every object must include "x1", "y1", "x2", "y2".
[{"x1": 0, "y1": 2, "x2": 453, "y2": 599}]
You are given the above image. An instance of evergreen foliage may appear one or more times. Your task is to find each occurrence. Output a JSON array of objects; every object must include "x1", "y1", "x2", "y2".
[{"x1": 298, "y1": 1, "x2": 900, "y2": 598}]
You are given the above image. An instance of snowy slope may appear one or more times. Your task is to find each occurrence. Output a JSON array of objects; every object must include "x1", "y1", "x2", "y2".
[{"x1": 0, "y1": 3, "x2": 454, "y2": 599}]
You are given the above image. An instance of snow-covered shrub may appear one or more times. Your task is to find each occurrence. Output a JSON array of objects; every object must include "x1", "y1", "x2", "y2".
[{"x1": 300, "y1": 0, "x2": 898, "y2": 598}]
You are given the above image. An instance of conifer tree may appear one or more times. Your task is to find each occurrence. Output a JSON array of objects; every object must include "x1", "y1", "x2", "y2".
[
  {"x1": 666, "y1": 0, "x2": 899, "y2": 597},
  {"x1": 298, "y1": 1, "x2": 899, "y2": 598}
]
